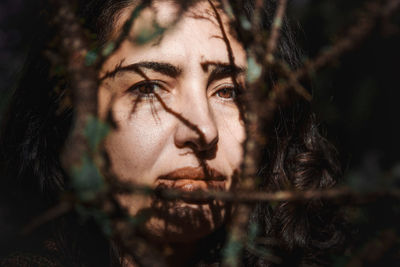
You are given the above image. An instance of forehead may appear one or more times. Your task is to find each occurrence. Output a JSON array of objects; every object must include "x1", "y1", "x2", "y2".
[{"x1": 106, "y1": 0, "x2": 246, "y2": 71}]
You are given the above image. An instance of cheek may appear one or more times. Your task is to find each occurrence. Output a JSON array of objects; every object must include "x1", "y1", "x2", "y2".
[
  {"x1": 104, "y1": 98, "x2": 171, "y2": 184},
  {"x1": 214, "y1": 105, "x2": 246, "y2": 171}
]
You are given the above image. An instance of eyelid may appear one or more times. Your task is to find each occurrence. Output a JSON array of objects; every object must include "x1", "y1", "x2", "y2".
[
  {"x1": 210, "y1": 82, "x2": 243, "y2": 95},
  {"x1": 209, "y1": 83, "x2": 244, "y2": 102},
  {"x1": 127, "y1": 80, "x2": 166, "y2": 94}
]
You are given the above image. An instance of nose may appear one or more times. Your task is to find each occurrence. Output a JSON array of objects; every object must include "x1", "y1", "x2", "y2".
[{"x1": 174, "y1": 94, "x2": 219, "y2": 154}]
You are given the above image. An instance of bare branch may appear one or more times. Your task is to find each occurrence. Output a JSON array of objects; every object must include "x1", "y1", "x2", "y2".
[
  {"x1": 95, "y1": 1, "x2": 149, "y2": 69},
  {"x1": 111, "y1": 181, "x2": 400, "y2": 204},
  {"x1": 266, "y1": 0, "x2": 288, "y2": 63},
  {"x1": 21, "y1": 202, "x2": 72, "y2": 235},
  {"x1": 48, "y1": 1, "x2": 99, "y2": 171},
  {"x1": 294, "y1": 0, "x2": 400, "y2": 82}
]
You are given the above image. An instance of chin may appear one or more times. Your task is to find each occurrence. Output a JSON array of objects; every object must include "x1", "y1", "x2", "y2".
[{"x1": 141, "y1": 199, "x2": 228, "y2": 243}]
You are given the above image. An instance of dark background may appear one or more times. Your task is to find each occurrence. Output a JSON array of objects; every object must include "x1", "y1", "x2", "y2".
[
  {"x1": 289, "y1": 0, "x2": 400, "y2": 174},
  {"x1": 1, "y1": 0, "x2": 399, "y2": 265},
  {"x1": 288, "y1": 1, "x2": 400, "y2": 264}
]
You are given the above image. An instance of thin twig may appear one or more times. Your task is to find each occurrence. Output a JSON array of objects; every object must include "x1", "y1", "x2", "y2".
[
  {"x1": 49, "y1": 1, "x2": 98, "y2": 170},
  {"x1": 210, "y1": 0, "x2": 266, "y2": 265},
  {"x1": 293, "y1": 0, "x2": 400, "y2": 83},
  {"x1": 269, "y1": 0, "x2": 400, "y2": 102},
  {"x1": 266, "y1": 0, "x2": 288, "y2": 63},
  {"x1": 273, "y1": 61, "x2": 312, "y2": 102},
  {"x1": 23, "y1": 184, "x2": 400, "y2": 235},
  {"x1": 112, "y1": 182, "x2": 400, "y2": 203},
  {"x1": 95, "y1": 1, "x2": 149, "y2": 69},
  {"x1": 21, "y1": 202, "x2": 72, "y2": 235}
]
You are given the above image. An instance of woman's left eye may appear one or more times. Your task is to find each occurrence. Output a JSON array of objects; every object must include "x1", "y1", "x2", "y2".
[{"x1": 215, "y1": 87, "x2": 237, "y2": 100}]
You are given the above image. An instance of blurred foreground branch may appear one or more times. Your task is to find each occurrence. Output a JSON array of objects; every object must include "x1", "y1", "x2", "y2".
[{"x1": 22, "y1": 184, "x2": 400, "y2": 235}]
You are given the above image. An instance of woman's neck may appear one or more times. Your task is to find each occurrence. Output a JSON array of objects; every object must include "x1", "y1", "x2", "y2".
[
  {"x1": 123, "y1": 242, "x2": 198, "y2": 267},
  {"x1": 163, "y1": 242, "x2": 198, "y2": 266}
]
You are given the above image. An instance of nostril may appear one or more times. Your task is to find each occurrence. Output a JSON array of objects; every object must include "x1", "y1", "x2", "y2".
[
  {"x1": 195, "y1": 141, "x2": 218, "y2": 160},
  {"x1": 183, "y1": 133, "x2": 218, "y2": 152},
  {"x1": 203, "y1": 134, "x2": 218, "y2": 151}
]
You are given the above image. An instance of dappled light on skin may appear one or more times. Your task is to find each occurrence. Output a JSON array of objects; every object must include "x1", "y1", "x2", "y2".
[{"x1": 97, "y1": 3, "x2": 246, "y2": 264}]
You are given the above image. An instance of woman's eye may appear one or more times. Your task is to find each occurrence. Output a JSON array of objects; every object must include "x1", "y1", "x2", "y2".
[
  {"x1": 130, "y1": 81, "x2": 163, "y2": 96},
  {"x1": 216, "y1": 87, "x2": 237, "y2": 99}
]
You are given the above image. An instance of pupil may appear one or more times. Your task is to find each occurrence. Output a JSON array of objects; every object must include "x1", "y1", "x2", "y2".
[
  {"x1": 140, "y1": 84, "x2": 154, "y2": 94},
  {"x1": 219, "y1": 88, "x2": 233, "y2": 98}
]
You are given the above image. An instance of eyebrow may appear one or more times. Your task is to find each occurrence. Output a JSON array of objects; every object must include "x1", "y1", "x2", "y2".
[
  {"x1": 202, "y1": 62, "x2": 246, "y2": 87},
  {"x1": 102, "y1": 60, "x2": 246, "y2": 84},
  {"x1": 102, "y1": 61, "x2": 183, "y2": 80}
]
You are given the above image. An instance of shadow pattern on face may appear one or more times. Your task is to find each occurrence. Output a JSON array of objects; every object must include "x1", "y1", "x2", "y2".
[{"x1": 99, "y1": 0, "x2": 246, "y2": 263}]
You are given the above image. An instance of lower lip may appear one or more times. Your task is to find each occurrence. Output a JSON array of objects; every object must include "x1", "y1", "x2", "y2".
[{"x1": 156, "y1": 179, "x2": 226, "y2": 203}]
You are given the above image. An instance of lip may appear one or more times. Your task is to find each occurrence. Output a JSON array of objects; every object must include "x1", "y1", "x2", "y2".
[
  {"x1": 157, "y1": 166, "x2": 226, "y2": 181},
  {"x1": 156, "y1": 166, "x2": 227, "y2": 201}
]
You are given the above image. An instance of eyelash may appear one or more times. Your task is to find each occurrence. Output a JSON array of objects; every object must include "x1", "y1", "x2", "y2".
[
  {"x1": 213, "y1": 84, "x2": 243, "y2": 101},
  {"x1": 128, "y1": 80, "x2": 164, "y2": 98},
  {"x1": 128, "y1": 80, "x2": 243, "y2": 101}
]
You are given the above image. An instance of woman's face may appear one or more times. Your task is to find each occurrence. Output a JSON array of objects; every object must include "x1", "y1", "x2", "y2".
[{"x1": 98, "y1": 0, "x2": 246, "y2": 243}]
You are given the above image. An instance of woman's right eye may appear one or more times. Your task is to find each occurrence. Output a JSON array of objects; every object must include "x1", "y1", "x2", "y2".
[{"x1": 129, "y1": 81, "x2": 163, "y2": 97}]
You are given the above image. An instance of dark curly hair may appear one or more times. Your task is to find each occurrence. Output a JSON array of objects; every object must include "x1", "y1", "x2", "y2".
[{"x1": 0, "y1": 0, "x2": 346, "y2": 266}]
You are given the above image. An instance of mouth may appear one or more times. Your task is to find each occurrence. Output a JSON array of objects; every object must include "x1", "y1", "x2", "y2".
[{"x1": 156, "y1": 166, "x2": 227, "y2": 203}]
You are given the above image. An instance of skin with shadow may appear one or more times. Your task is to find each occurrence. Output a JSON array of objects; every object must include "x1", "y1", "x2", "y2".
[{"x1": 98, "y1": 0, "x2": 246, "y2": 265}]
